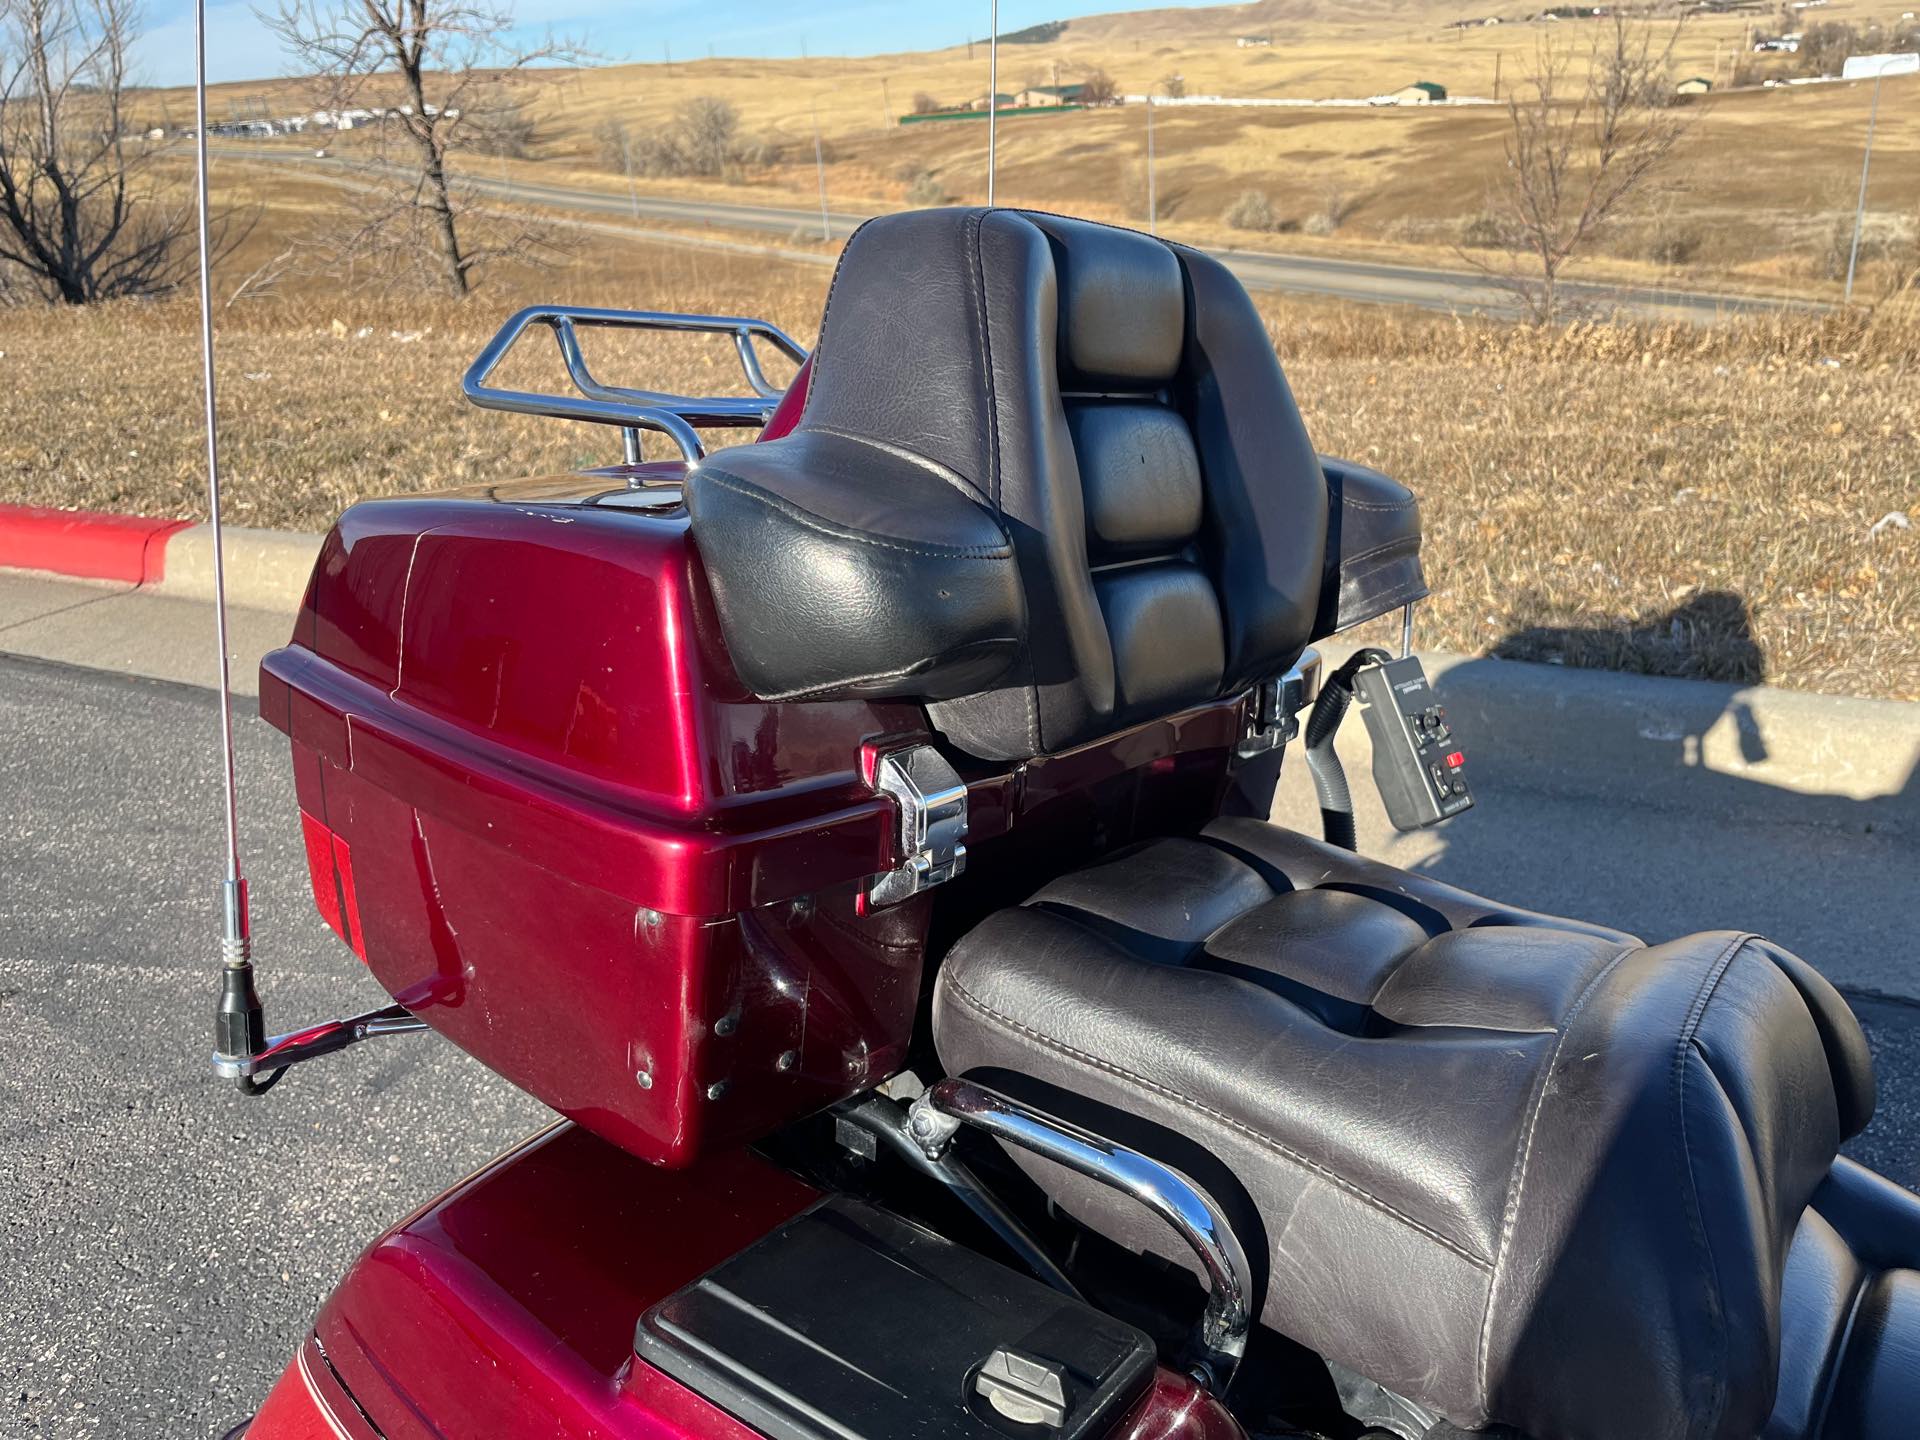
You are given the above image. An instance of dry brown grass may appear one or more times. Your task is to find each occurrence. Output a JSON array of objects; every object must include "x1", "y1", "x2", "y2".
[{"x1": 3, "y1": 210, "x2": 1916, "y2": 698}]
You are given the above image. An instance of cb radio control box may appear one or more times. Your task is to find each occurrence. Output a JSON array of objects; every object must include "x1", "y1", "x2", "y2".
[{"x1": 1354, "y1": 657, "x2": 1473, "y2": 831}]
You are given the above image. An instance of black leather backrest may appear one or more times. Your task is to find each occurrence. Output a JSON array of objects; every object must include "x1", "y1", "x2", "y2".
[{"x1": 685, "y1": 208, "x2": 1329, "y2": 762}]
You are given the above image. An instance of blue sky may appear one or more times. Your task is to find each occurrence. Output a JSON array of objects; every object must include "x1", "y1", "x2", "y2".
[{"x1": 138, "y1": 1, "x2": 1226, "y2": 87}]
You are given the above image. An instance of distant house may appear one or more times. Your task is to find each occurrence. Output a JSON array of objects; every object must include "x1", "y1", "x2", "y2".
[
  {"x1": 1013, "y1": 83, "x2": 1086, "y2": 107},
  {"x1": 1237, "y1": 34, "x2": 1273, "y2": 47},
  {"x1": 969, "y1": 92, "x2": 1017, "y2": 111},
  {"x1": 1388, "y1": 80, "x2": 1448, "y2": 104},
  {"x1": 1676, "y1": 75, "x2": 1713, "y2": 94}
]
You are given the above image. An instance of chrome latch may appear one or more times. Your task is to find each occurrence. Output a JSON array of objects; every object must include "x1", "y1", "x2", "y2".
[
  {"x1": 1236, "y1": 647, "x2": 1323, "y2": 758},
  {"x1": 870, "y1": 745, "x2": 969, "y2": 908}
]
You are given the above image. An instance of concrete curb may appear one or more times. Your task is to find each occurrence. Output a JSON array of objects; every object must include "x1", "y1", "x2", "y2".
[
  {"x1": 4, "y1": 509, "x2": 1915, "y2": 828},
  {"x1": 151, "y1": 523, "x2": 323, "y2": 611},
  {"x1": 0, "y1": 505, "x2": 323, "y2": 610}
]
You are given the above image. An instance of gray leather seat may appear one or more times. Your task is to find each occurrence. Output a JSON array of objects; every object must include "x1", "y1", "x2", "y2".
[
  {"x1": 933, "y1": 820, "x2": 1875, "y2": 1440},
  {"x1": 686, "y1": 209, "x2": 1878, "y2": 1440}
]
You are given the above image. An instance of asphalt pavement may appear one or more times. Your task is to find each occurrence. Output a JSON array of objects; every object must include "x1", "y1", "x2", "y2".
[
  {"x1": 3, "y1": 641, "x2": 1918, "y2": 1436},
  {"x1": 1, "y1": 655, "x2": 550, "y2": 1436}
]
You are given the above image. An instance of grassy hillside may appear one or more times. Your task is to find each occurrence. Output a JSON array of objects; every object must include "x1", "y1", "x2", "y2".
[{"x1": 142, "y1": 0, "x2": 1920, "y2": 294}]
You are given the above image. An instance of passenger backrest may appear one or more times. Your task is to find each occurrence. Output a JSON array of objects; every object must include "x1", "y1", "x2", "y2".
[{"x1": 687, "y1": 208, "x2": 1330, "y2": 762}]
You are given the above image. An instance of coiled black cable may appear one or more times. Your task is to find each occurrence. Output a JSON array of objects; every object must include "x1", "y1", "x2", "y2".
[{"x1": 1303, "y1": 647, "x2": 1393, "y2": 851}]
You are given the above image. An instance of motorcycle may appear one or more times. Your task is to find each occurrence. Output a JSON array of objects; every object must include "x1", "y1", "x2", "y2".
[{"x1": 213, "y1": 208, "x2": 1918, "y2": 1440}]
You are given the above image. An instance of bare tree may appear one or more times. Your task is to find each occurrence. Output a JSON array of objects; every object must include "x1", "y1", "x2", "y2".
[
  {"x1": 1078, "y1": 68, "x2": 1117, "y2": 106},
  {"x1": 263, "y1": 0, "x2": 580, "y2": 297},
  {"x1": 0, "y1": 0, "x2": 193, "y2": 303},
  {"x1": 1468, "y1": 14, "x2": 1691, "y2": 322}
]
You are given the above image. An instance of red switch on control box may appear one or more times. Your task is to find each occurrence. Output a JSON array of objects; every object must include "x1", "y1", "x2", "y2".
[{"x1": 1445, "y1": 751, "x2": 1465, "y2": 769}]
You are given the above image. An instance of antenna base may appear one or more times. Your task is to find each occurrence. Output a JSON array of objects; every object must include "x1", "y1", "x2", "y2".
[{"x1": 212, "y1": 960, "x2": 266, "y2": 1072}]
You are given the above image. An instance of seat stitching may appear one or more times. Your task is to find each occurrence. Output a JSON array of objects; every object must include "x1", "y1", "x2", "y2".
[
  {"x1": 1340, "y1": 538, "x2": 1421, "y2": 568},
  {"x1": 757, "y1": 651, "x2": 1015, "y2": 703},
  {"x1": 968, "y1": 209, "x2": 1040, "y2": 755},
  {"x1": 696, "y1": 468, "x2": 1014, "y2": 559},
  {"x1": 792, "y1": 217, "x2": 870, "y2": 428},
  {"x1": 1474, "y1": 939, "x2": 1639, "y2": 1401},
  {"x1": 1668, "y1": 931, "x2": 1754, "y2": 1440},
  {"x1": 943, "y1": 970, "x2": 1495, "y2": 1270},
  {"x1": 803, "y1": 424, "x2": 994, "y2": 509},
  {"x1": 1336, "y1": 495, "x2": 1418, "y2": 513}
]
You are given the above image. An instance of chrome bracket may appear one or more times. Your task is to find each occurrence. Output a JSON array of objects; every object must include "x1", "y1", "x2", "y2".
[
  {"x1": 1236, "y1": 647, "x2": 1322, "y2": 758},
  {"x1": 869, "y1": 745, "x2": 968, "y2": 909},
  {"x1": 909, "y1": 1077, "x2": 1253, "y2": 1396},
  {"x1": 211, "y1": 1002, "x2": 427, "y2": 1082}
]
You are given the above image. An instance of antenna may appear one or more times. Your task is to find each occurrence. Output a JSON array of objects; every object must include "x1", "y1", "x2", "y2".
[
  {"x1": 191, "y1": 0, "x2": 269, "y2": 1089},
  {"x1": 197, "y1": 0, "x2": 428, "y2": 1094},
  {"x1": 987, "y1": 0, "x2": 998, "y2": 204}
]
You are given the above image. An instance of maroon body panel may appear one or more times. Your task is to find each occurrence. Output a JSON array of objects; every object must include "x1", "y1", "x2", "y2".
[
  {"x1": 245, "y1": 1123, "x2": 1244, "y2": 1440},
  {"x1": 260, "y1": 482, "x2": 934, "y2": 1164}
]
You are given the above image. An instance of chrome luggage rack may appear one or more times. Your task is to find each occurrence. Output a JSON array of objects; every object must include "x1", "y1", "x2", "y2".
[{"x1": 462, "y1": 305, "x2": 810, "y2": 469}]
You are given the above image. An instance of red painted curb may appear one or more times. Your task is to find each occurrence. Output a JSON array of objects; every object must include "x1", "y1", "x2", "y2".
[{"x1": 0, "y1": 504, "x2": 191, "y2": 585}]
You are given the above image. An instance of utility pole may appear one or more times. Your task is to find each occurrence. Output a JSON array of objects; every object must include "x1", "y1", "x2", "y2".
[
  {"x1": 1844, "y1": 63, "x2": 1891, "y2": 303},
  {"x1": 1494, "y1": 51, "x2": 1502, "y2": 100},
  {"x1": 987, "y1": 0, "x2": 999, "y2": 204},
  {"x1": 1145, "y1": 92, "x2": 1156, "y2": 234},
  {"x1": 621, "y1": 129, "x2": 640, "y2": 219},
  {"x1": 812, "y1": 102, "x2": 832, "y2": 242}
]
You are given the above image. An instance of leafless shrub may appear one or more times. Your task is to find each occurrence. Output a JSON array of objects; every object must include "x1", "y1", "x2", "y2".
[
  {"x1": 224, "y1": 244, "x2": 297, "y2": 306},
  {"x1": 1225, "y1": 189, "x2": 1280, "y2": 233},
  {"x1": 911, "y1": 91, "x2": 942, "y2": 115},
  {"x1": 904, "y1": 169, "x2": 945, "y2": 205},
  {"x1": 465, "y1": 95, "x2": 538, "y2": 159},
  {"x1": 616, "y1": 97, "x2": 769, "y2": 179},
  {"x1": 1305, "y1": 183, "x2": 1354, "y2": 237},
  {"x1": 676, "y1": 96, "x2": 738, "y2": 174},
  {"x1": 592, "y1": 115, "x2": 630, "y2": 169},
  {"x1": 0, "y1": 0, "x2": 196, "y2": 303},
  {"x1": 1464, "y1": 14, "x2": 1692, "y2": 322},
  {"x1": 733, "y1": 131, "x2": 780, "y2": 167},
  {"x1": 1159, "y1": 73, "x2": 1186, "y2": 99}
]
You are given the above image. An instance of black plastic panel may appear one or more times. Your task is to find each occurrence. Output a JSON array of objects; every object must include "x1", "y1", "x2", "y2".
[{"x1": 636, "y1": 1197, "x2": 1157, "y2": 1440}]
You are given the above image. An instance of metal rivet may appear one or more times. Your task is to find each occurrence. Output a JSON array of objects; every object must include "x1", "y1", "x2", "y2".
[
  {"x1": 635, "y1": 1069, "x2": 653, "y2": 1090},
  {"x1": 706, "y1": 1080, "x2": 729, "y2": 1101},
  {"x1": 637, "y1": 908, "x2": 663, "y2": 930},
  {"x1": 714, "y1": 1014, "x2": 737, "y2": 1037},
  {"x1": 776, "y1": 1050, "x2": 797, "y2": 1072}
]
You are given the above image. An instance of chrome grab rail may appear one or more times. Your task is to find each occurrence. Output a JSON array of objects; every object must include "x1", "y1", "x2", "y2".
[
  {"x1": 461, "y1": 305, "x2": 810, "y2": 468},
  {"x1": 908, "y1": 1076, "x2": 1253, "y2": 1395}
]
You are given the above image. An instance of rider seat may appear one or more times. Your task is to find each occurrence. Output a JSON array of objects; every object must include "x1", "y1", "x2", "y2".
[{"x1": 683, "y1": 209, "x2": 1876, "y2": 1440}]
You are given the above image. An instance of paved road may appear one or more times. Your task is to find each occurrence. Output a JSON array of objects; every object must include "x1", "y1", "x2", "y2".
[
  {"x1": 219, "y1": 146, "x2": 1820, "y2": 323},
  {"x1": 2, "y1": 629, "x2": 1917, "y2": 1434}
]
